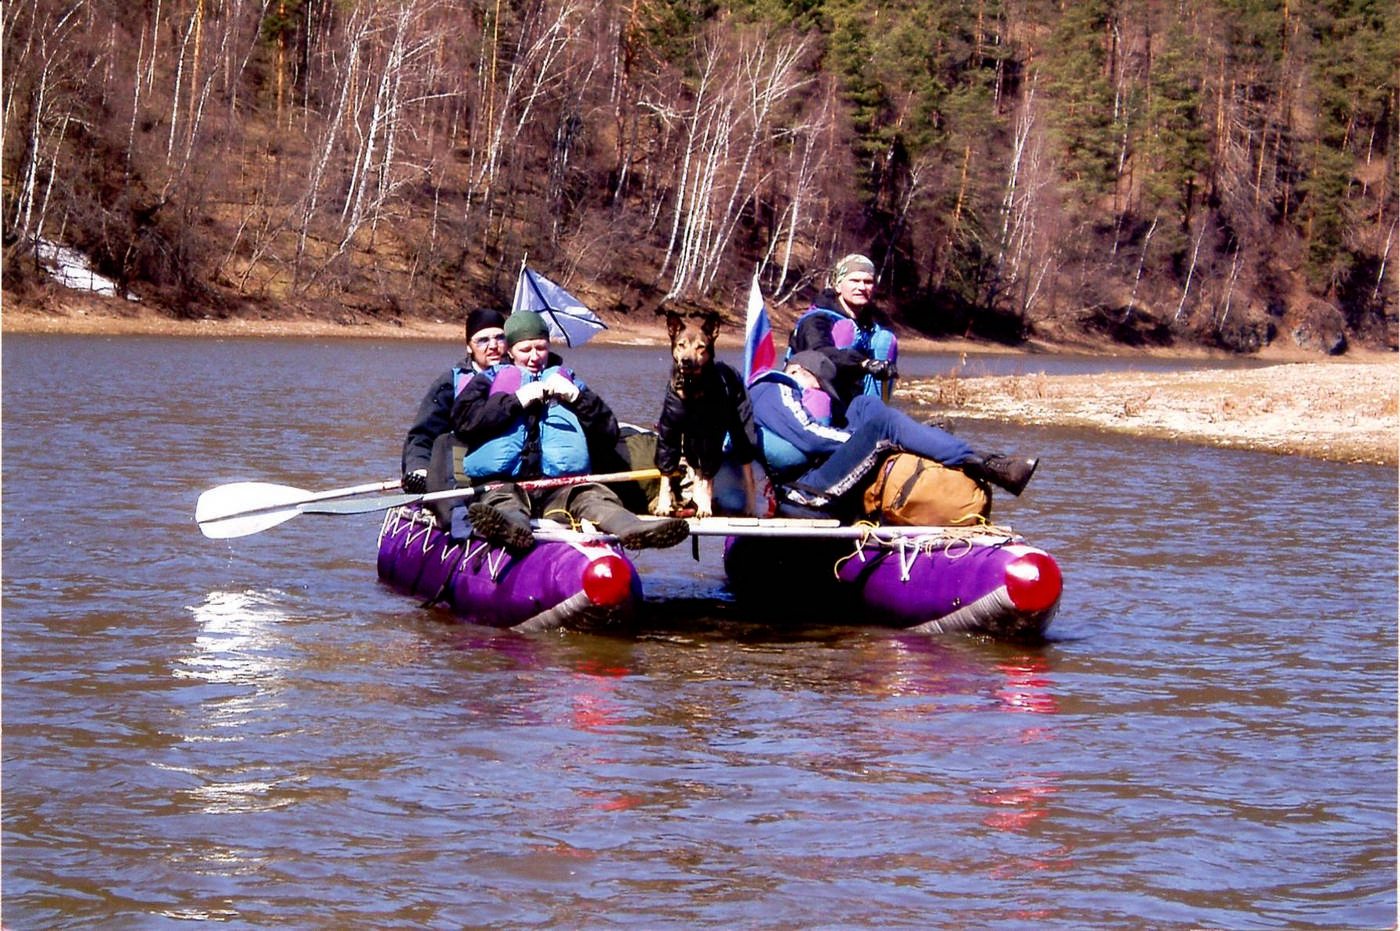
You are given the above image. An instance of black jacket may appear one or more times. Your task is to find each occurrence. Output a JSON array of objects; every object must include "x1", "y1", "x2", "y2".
[
  {"x1": 787, "y1": 289, "x2": 891, "y2": 417},
  {"x1": 401, "y1": 358, "x2": 472, "y2": 475}
]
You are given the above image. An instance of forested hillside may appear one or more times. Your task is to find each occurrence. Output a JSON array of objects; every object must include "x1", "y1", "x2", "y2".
[{"x1": 4, "y1": 0, "x2": 1395, "y2": 353}]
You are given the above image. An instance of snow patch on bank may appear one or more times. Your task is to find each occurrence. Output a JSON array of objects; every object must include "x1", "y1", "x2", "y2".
[{"x1": 35, "y1": 239, "x2": 138, "y2": 301}]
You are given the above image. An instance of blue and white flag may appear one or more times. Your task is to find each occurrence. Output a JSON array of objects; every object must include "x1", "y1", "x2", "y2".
[{"x1": 512, "y1": 267, "x2": 607, "y2": 348}]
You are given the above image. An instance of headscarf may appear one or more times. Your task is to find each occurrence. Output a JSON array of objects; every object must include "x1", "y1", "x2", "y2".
[{"x1": 830, "y1": 253, "x2": 876, "y2": 288}]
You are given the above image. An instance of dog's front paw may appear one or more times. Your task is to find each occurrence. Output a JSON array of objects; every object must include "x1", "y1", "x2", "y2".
[
  {"x1": 692, "y1": 478, "x2": 714, "y2": 519},
  {"x1": 653, "y1": 480, "x2": 676, "y2": 516}
]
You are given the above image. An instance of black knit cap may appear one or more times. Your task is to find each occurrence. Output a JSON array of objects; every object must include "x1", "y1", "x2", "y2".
[{"x1": 466, "y1": 308, "x2": 507, "y2": 340}]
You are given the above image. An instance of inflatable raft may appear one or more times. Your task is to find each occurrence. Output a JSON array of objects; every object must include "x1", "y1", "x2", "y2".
[
  {"x1": 378, "y1": 506, "x2": 1060, "y2": 639},
  {"x1": 376, "y1": 507, "x2": 641, "y2": 632},
  {"x1": 722, "y1": 525, "x2": 1061, "y2": 639}
]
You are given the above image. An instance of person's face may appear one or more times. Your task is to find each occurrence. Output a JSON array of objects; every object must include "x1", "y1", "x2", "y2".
[
  {"x1": 784, "y1": 363, "x2": 820, "y2": 391},
  {"x1": 510, "y1": 338, "x2": 550, "y2": 374},
  {"x1": 468, "y1": 327, "x2": 506, "y2": 368},
  {"x1": 835, "y1": 271, "x2": 875, "y2": 313}
]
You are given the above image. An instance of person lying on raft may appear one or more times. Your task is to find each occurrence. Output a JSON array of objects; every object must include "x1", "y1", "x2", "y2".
[
  {"x1": 451, "y1": 311, "x2": 690, "y2": 551},
  {"x1": 750, "y1": 351, "x2": 1039, "y2": 514}
]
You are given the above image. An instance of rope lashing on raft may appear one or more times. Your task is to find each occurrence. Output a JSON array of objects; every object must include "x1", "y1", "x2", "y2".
[
  {"x1": 383, "y1": 506, "x2": 509, "y2": 584},
  {"x1": 542, "y1": 506, "x2": 583, "y2": 532},
  {"x1": 830, "y1": 520, "x2": 1020, "y2": 582}
]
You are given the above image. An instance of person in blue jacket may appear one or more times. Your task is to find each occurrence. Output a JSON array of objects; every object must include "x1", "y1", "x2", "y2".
[
  {"x1": 452, "y1": 311, "x2": 690, "y2": 551},
  {"x1": 751, "y1": 351, "x2": 1038, "y2": 514},
  {"x1": 787, "y1": 253, "x2": 898, "y2": 410},
  {"x1": 400, "y1": 308, "x2": 508, "y2": 494}
]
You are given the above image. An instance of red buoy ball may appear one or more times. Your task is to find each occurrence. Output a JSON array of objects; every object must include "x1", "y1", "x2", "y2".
[
  {"x1": 1004, "y1": 551, "x2": 1062, "y2": 613},
  {"x1": 581, "y1": 554, "x2": 634, "y2": 607}
]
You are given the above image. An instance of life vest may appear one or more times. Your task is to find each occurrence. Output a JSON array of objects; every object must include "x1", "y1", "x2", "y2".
[
  {"x1": 751, "y1": 370, "x2": 835, "y2": 478},
  {"x1": 451, "y1": 364, "x2": 476, "y2": 398},
  {"x1": 786, "y1": 307, "x2": 898, "y2": 399},
  {"x1": 462, "y1": 364, "x2": 591, "y2": 479}
]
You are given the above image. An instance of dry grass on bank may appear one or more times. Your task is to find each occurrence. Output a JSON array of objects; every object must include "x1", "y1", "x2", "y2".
[{"x1": 904, "y1": 362, "x2": 1399, "y2": 466}]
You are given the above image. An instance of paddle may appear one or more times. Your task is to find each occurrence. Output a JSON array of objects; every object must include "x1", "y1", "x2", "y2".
[
  {"x1": 196, "y1": 469, "x2": 662, "y2": 540},
  {"x1": 195, "y1": 477, "x2": 404, "y2": 538}
]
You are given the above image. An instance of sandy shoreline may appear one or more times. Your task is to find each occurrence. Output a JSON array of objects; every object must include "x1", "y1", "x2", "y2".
[
  {"x1": 5, "y1": 304, "x2": 1396, "y2": 467},
  {"x1": 903, "y1": 362, "x2": 1399, "y2": 467}
]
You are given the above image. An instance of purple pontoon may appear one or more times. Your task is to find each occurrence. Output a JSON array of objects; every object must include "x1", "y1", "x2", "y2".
[
  {"x1": 376, "y1": 507, "x2": 640, "y2": 632},
  {"x1": 378, "y1": 506, "x2": 1061, "y2": 639},
  {"x1": 722, "y1": 525, "x2": 1061, "y2": 639}
]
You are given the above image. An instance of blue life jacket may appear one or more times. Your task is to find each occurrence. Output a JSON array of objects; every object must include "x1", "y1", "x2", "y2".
[
  {"x1": 451, "y1": 364, "x2": 475, "y2": 398},
  {"x1": 786, "y1": 307, "x2": 898, "y2": 399},
  {"x1": 462, "y1": 365, "x2": 591, "y2": 479},
  {"x1": 750, "y1": 370, "x2": 833, "y2": 478}
]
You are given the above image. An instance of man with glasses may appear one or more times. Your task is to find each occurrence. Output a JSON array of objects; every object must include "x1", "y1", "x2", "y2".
[{"x1": 400, "y1": 308, "x2": 508, "y2": 494}]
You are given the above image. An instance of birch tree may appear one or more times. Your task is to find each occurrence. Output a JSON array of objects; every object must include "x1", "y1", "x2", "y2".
[{"x1": 659, "y1": 26, "x2": 812, "y2": 301}]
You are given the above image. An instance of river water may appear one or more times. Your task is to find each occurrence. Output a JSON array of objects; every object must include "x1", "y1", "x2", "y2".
[{"x1": 3, "y1": 334, "x2": 1395, "y2": 928}]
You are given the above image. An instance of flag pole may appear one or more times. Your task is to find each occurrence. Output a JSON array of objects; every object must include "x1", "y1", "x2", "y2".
[{"x1": 525, "y1": 264, "x2": 566, "y2": 346}]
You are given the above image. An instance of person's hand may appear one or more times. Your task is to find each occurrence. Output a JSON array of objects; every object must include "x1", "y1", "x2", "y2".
[
  {"x1": 402, "y1": 469, "x2": 428, "y2": 494},
  {"x1": 542, "y1": 372, "x2": 580, "y2": 403},
  {"x1": 515, "y1": 380, "x2": 547, "y2": 407},
  {"x1": 862, "y1": 358, "x2": 897, "y2": 380}
]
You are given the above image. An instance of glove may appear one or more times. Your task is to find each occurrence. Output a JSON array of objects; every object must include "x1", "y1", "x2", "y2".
[
  {"x1": 862, "y1": 358, "x2": 897, "y2": 380},
  {"x1": 542, "y1": 372, "x2": 580, "y2": 403},
  {"x1": 402, "y1": 469, "x2": 428, "y2": 494},
  {"x1": 515, "y1": 380, "x2": 547, "y2": 407}
]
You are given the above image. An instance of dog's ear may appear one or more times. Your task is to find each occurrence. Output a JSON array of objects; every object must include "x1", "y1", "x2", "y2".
[
  {"x1": 701, "y1": 313, "x2": 722, "y2": 341},
  {"x1": 665, "y1": 311, "x2": 685, "y2": 340}
]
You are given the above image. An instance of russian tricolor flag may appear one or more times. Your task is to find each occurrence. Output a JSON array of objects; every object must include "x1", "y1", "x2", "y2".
[{"x1": 743, "y1": 272, "x2": 776, "y2": 384}]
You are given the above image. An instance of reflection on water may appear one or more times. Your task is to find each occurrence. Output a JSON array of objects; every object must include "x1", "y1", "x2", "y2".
[
  {"x1": 178, "y1": 589, "x2": 291, "y2": 689},
  {"x1": 3, "y1": 335, "x2": 1394, "y2": 929}
]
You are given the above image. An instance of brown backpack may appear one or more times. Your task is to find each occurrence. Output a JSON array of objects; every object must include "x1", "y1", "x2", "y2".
[{"x1": 862, "y1": 453, "x2": 991, "y2": 527}]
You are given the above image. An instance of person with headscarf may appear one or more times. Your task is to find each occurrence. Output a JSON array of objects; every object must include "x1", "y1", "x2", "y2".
[
  {"x1": 786, "y1": 253, "x2": 898, "y2": 413},
  {"x1": 400, "y1": 308, "x2": 509, "y2": 494}
]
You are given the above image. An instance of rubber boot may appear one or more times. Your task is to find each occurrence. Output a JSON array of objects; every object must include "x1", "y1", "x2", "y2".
[
  {"x1": 965, "y1": 453, "x2": 1039, "y2": 496},
  {"x1": 598, "y1": 509, "x2": 691, "y2": 550},
  {"x1": 467, "y1": 502, "x2": 536, "y2": 550}
]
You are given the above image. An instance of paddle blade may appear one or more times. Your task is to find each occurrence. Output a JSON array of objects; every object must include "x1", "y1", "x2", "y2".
[
  {"x1": 198, "y1": 506, "x2": 303, "y2": 539},
  {"x1": 196, "y1": 481, "x2": 311, "y2": 524}
]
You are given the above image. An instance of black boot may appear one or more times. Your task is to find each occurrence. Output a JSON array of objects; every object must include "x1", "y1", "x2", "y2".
[
  {"x1": 599, "y1": 510, "x2": 691, "y2": 550},
  {"x1": 966, "y1": 454, "x2": 1039, "y2": 496},
  {"x1": 468, "y1": 503, "x2": 536, "y2": 549}
]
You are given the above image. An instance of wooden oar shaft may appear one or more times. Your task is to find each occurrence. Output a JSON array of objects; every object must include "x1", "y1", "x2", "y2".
[
  {"x1": 419, "y1": 468, "x2": 659, "y2": 504},
  {"x1": 302, "y1": 469, "x2": 663, "y2": 514}
]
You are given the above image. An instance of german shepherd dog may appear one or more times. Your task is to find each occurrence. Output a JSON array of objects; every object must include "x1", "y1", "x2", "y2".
[{"x1": 654, "y1": 312, "x2": 757, "y2": 518}]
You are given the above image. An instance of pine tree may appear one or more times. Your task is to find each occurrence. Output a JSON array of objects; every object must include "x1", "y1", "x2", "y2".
[
  {"x1": 1043, "y1": 0, "x2": 1122, "y2": 209},
  {"x1": 1140, "y1": 21, "x2": 1210, "y2": 256}
]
